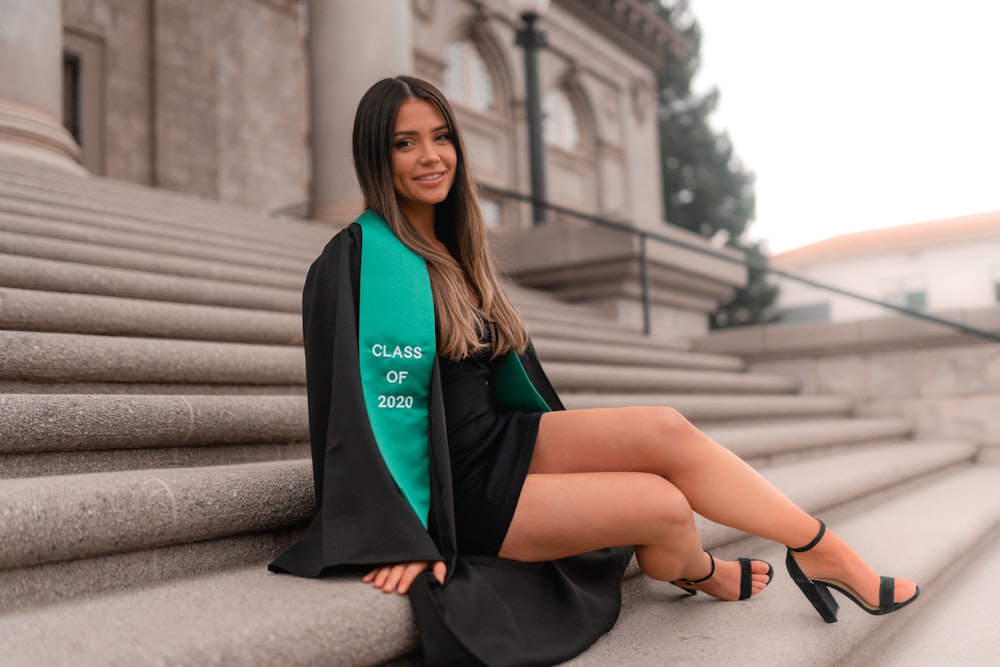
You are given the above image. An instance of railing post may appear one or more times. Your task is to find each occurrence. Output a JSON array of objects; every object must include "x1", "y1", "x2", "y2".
[
  {"x1": 639, "y1": 233, "x2": 651, "y2": 336},
  {"x1": 516, "y1": 11, "x2": 548, "y2": 225}
]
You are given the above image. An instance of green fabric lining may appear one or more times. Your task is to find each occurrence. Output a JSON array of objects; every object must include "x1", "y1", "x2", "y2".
[{"x1": 491, "y1": 353, "x2": 551, "y2": 413}]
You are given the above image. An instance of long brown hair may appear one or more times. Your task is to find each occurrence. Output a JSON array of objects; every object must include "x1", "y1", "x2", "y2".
[{"x1": 352, "y1": 75, "x2": 528, "y2": 360}]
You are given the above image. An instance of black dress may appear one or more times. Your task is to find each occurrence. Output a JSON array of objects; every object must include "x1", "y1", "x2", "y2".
[{"x1": 438, "y1": 322, "x2": 543, "y2": 557}]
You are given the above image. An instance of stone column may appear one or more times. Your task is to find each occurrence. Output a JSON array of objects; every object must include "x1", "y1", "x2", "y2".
[
  {"x1": 0, "y1": 0, "x2": 85, "y2": 173},
  {"x1": 307, "y1": 0, "x2": 412, "y2": 223}
]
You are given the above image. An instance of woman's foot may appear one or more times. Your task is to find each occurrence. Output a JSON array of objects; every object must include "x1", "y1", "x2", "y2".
[
  {"x1": 788, "y1": 521, "x2": 918, "y2": 611},
  {"x1": 673, "y1": 551, "x2": 774, "y2": 601}
]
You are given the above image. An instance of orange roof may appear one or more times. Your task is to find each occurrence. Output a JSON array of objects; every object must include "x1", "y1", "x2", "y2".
[{"x1": 772, "y1": 210, "x2": 1000, "y2": 265}]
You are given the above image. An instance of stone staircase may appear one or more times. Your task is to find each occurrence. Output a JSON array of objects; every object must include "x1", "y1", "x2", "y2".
[{"x1": 1, "y1": 159, "x2": 998, "y2": 665}]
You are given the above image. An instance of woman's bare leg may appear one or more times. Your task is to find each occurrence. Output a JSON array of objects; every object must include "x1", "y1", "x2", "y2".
[
  {"x1": 498, "y1": 471, "x2": 772, "y2": 600},
  {"x1": 513, "y1": 406, "x2": 916, "y2": 606}
]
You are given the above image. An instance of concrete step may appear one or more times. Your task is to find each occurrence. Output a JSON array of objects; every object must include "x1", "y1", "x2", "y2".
[
  {"x1": 0, "y1": 439, "x2": 309, "y2": 479},
  {"x1": 0, "y1": 159, "x2": 327, "y2": 238},
  {"x1": 0, "y1": 442, "x2": 976, "y2": 666},
  {"x1": 566, "y1": 463, "x2": 1000, "y2": 666},
  {"x1": 0, "y1": 380, "x2": 305, "y2": 396},
  {"x1": 0, "y1": 254, "x2": 301, "y2": 312},
  {"x1": 0, "y1": 228, "x2": 306, "y2": 289},
  {"x1": 0, "y1": 227, "x2": 630, "y2": 342},
  {"x1": 0, "y1": 194, "x2": 318, "y2": 263},
  {"x1": 0, "y1": 392, "x2": 308, "y2": 477},
  {"x1": 0, "y1": 392, "x2": 307, "y2": 459},
  {"x1": 0, "y1": 167, "x2": 651, "y2": 347},
  {"x1": 533, "y1": 336, "x2": 744, "y2": 371},
  {"x1": 0, "y1": 171, "x2": 328, "y2": 252},
  {"x1": 527, "y1": 318, "x2": 693, "y2": 351},
  {"x1": 705, "y1": 418, "x2": 915, "y2": 460},
  {"x1": 0, "y1": 460, "x2": 312, "y2": 573},
  {"x1": 0, "y1": 564, "x2": 413, "y2": 667},
  {"x1": 545, "y1": 361, "x2": 799, "y2": 395},
  {"x1": 503, "y1": 282, "x2": 617, "y2": 318},
  {"x1": 14, "y1": 441, "x2": 951, "y2": 615},
  {"x1": 0, "y1": 529, "x2": 301, "y2": 615},
  {"x1": 0, "y1": 287, "x2": 302, "y2": 345},
  {"x1": 561, "y1": 393, "x2": 853, "y2": 424},
  {"x1": 851, "y1": 507, "x2": 1000, "y2": 666},
  {"x1": 8, "y1": 331, "x2": 774, "y2": 395},
  {"x1": 0, "y1": 211, "x2": 311, "y2": 275},
  {"x1": 0, "y1": 284, "x2": 644, "y2": 356},
  {"x1": 506, "y1": 283, "x2": 697, "y2": 346},
  {"x1": 517, "y1": 301, "x2": 649, "y2": 335},
  {"x1": 0, "y1": 331, "x2": 304, "y2": 386}
]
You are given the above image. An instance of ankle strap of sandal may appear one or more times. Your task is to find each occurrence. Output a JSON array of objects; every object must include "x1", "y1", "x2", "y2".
[
  {"x1": 789, "y1": 520, "x2": 826, "y2": 553},
  {"x1": 679, "y1": 550, "x2": 716, "y2": 585}
]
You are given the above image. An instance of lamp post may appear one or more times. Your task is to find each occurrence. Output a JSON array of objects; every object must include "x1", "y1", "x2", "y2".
[{"x1": 514, "y1": 0, "x2": 550, "y2": 224}]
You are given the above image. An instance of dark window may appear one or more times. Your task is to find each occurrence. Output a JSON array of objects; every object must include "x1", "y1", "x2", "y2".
[
  {"x1": 63, "y1": 51, "x2": 81, "y2": 143},
  {"x1": 904, "y1": 291, "x2": 927, "y2": 311},
  {"x1": 779, "y1": 303, "x2": 831, "y2": 323}
]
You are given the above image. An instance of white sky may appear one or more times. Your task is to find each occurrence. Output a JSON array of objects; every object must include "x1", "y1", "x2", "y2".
[{"x1": 688, "y1": 0, "x2": 1000, "y2": 253}]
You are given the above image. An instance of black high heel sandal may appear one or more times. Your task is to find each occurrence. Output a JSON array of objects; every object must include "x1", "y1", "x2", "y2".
[
  {"x1": 786, "y1": 520, "x2": 920, "y2": 623},
  {"x1": 673, "y1": 550, "x2": 774, "y2": 601}
]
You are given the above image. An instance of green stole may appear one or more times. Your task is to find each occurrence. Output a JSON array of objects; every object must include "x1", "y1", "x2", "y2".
[{"x1": 357, "y1": 211, "x2": 550, "y2": 528}]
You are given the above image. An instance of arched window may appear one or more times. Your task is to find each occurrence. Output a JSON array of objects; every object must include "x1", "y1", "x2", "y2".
[
  {"x1": 443, "y1": 41, "x2": 495, "y2": 113},
  {"x1": 543, "y1": 88, "x2": 582, "y2": 150}
]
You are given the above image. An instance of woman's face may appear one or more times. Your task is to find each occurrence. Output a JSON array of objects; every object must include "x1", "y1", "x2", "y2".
[{"x1": 391, "y1": 98, "x2": 457, "y2": 221}]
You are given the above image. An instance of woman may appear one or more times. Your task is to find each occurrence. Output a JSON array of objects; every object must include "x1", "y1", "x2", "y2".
[{"x1": 271, "y1": 76, "x2": 918, "y2": 665}]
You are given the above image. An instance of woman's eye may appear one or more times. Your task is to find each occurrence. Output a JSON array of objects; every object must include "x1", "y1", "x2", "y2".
[
  {"x1": 394, "y1": 139, "x2": 414, "y2": 149},
  {"x1": 435, "y1": 133, "x2": 452, "y2": 143}
]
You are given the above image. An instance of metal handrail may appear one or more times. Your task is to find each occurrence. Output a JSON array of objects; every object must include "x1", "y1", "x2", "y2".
[{"x1": 483, "y1": 185, "x2": 1000, "y2": 343}]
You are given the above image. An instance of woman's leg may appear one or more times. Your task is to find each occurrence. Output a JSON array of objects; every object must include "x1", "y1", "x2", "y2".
[
  {"x1": 529, "y1": 407, "x2": 816, "y2": 544},
  {"x1": 510, "y1": 406, "x2": 916, "y2": 605},
  {"x1": 498, "y1": 471, "x2": 772, "y2": 600}
]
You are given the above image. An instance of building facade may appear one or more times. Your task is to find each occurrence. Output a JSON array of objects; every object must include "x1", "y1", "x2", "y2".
[
  {"x1": 1, "y1": 0, "x2": 749, "y2": 337},
  {"x1": 45, "y1": 0, "x2": 689, "y2": 229}
]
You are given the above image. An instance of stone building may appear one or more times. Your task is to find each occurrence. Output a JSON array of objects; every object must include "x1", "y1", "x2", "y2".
[{"x1": 1, "y1": 0, "x2": 747, "y2": 336}]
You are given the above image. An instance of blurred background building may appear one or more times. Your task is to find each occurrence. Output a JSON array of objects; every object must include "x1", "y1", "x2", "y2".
[{"x1": 771, "y1": 211, "x2": 1000, "y2": 323}]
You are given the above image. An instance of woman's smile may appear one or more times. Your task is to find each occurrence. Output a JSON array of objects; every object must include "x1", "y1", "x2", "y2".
[
  {"x1": 391, "y1": 98, "x2": 457, "y2": 223},
  {"x1": 414, "y1": 171, "x2": 446, "y2": 184}
]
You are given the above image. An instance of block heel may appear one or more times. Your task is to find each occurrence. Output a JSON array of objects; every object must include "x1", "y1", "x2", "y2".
[{"x1": 785, "y1": 546, "x2": 840, "y2": 623}]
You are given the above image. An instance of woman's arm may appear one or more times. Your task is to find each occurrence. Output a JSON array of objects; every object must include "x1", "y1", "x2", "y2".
[{"x1": 363, "y1": 561, "x2": 447, "y2": 594}]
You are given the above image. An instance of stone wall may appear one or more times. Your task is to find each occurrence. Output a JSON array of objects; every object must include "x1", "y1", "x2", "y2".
[
  {"x1": 63, "y1": 0, "x2": 309, "y2": 213},
  {"x1": 63, "y1": 0, "x2": 154, "y2": 183},
  {"x1": 695, "y1": 306, "x2": 1000, "y2": 450},
  {"x1": 752, "y1": 343, "x2": 1000, "y2": 451}
]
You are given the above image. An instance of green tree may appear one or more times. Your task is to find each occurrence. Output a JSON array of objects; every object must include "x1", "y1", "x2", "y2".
[{"x1": 646, "y1": 0, "x2": 778, "y2": 328}]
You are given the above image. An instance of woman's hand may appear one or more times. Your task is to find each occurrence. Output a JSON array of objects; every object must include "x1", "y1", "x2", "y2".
[{"x1": 362, "y1": 560, "x2": 447, "y2": 594}]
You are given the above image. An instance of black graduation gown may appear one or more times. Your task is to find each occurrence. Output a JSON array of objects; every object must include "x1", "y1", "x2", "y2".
[{"x1": 269, "y1": 224, "x2": 633, "y2": 666}]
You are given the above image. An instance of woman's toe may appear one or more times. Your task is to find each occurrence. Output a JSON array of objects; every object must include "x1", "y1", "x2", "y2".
[{"x1": 896, "y1": 578, "x2": 919, "y2": 603}]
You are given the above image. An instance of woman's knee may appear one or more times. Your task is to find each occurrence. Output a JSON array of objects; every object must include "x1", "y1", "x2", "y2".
[
  {"x1": 633, "y1": 474, "x2": 694, "y2": 535},
  {"x1": 642, "y1": 406, "x2": 695, "y2": 444}
]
